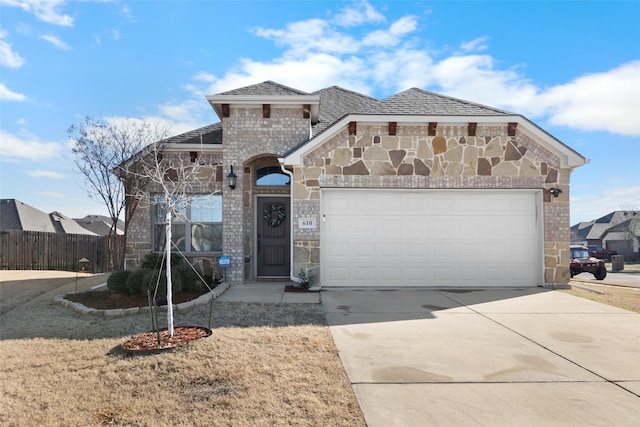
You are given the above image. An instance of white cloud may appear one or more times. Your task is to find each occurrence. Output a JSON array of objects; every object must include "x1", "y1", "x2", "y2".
[
  {"x1": 0, "y1": 30, "x2": 26, "y2": 68},
  {"x1": 41, "y1": 34, "x2": 71, "y2": 50},
  {"x1": 0, "y1": 129, "x2": 62, "y2": 160},
  {"x1": 334, "y1": 0, "x2": 386, "y2": 27},
  {"x1": 27, "y1": 170, "x2": 66, "y2": 179},
  {"x1": 0, "y1": 0, "x2": 74, "y2": 27},
  {"x1": 431, "y1": 55, "x2": 539, "y2": 112},
  {"x1": 571, "y1": 186, "x2": 640, "y2": 224},
  {"x1": 362, "y1": 16, "x2": 418, "y2": 48},
  {"x1": 0, "y1": 83, "x2": 26, "y2": 101},
  {"x1": 182, "y1": 1, "x2": 637, "y2": 139},
  {"x1": 460, "y1": 37, "x2": 489, "y2": 52},
  {"x1": 367, "y1": 48, "x2": 435, "y2": 92},
  {"x1": 205, "y1": 53, "x2": 370, "y2": 95},
  {"x1": 537, "y1": 62, "x2": 640, "y2": 137},
  {"x1": 254, "y1": 19, "x2": 360, "y2": 56}
]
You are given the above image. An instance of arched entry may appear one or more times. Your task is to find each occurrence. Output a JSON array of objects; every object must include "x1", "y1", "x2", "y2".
[{"x1": 249, "y1": 157, "x2": 291, "y2": 278}]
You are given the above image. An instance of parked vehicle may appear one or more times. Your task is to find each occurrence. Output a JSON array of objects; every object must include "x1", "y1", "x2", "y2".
[
  {"x1": 587, "y1": 245, "x2": 618, "y2": 260},
  {"x1": 570, "y1": 245, "x2": 607, "y2": 280}
]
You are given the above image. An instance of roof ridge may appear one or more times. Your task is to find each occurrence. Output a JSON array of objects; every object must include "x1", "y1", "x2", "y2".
[
  {"x1": 262, "y1": 80, "x2": 311, "y2": 95},
  {"x1": 217, "y1": 80, "x2": 311, "y2": 96},
  {"x1": 313, "y1": 85, "x2": 380, "y2": 102},
  {"x1": 383, "y1": 87, "x2": 515, "y2": 115}
]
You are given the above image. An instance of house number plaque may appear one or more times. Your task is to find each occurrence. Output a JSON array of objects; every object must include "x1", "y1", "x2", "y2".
[{"x1": 298, "y1": 218, "x2": 317, "y2": 229}]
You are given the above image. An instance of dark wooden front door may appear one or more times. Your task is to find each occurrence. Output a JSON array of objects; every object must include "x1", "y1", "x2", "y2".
[{"x1": 257, "y1": 197, "x2": 290, "y2": 277}]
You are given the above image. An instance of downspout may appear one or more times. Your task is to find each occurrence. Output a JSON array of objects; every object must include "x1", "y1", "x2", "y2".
[{"x1": 279, "y1": 158, "x2": 304, "y2": 285}]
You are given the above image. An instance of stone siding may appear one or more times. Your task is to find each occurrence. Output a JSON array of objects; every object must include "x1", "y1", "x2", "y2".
[{"x1": 292, "y1": 124, "x2": 570, "y2": 287}]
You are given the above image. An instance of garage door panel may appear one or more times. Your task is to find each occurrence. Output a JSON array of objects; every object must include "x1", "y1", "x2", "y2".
[{"x1": 322, "y1": 189, "x2": 541, "y2": 287}]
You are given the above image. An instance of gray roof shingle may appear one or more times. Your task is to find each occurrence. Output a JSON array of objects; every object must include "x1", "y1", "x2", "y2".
[
  {"x1": 161, "y1": 122, "x2": 222, "y2": 145},
  {"x1": 208, "y1": 81, "x2": 519, "y2": 139},
  {"x1": 0, "y1": 199, "x2": 96, "y2": 235},
  {"x1": 311, "y1": 86, "x2": 381, "y2": 136},
  {"x1": 375, "y1": 88, "x2": 514, "y2": 116},
  {"x1": 218, "y1": 80, "x2": 310, "y2": 96}
]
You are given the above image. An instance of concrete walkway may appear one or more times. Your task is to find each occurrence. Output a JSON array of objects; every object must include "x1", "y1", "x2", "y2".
[
  {"x1": 322, "y1": 288, "x2": 640, "y2": 427},
  {"x1": 215, "y1": 282, "x2": 321, "y2": 304}
]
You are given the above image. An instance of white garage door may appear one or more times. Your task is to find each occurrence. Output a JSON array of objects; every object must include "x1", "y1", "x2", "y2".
[{"x1": 321, "y1": 189, "x2": 542, "y2": 287}]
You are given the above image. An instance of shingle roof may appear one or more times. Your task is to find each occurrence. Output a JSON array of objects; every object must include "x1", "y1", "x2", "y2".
[
  {"x1": 160, "y1": 122, "x2": 222, "y2": 145},
  {"x1": 74, "y1": 215, "x2": 125, "y2": 236},
  {"x1": 311, "y1": 86, "x2": 381, "y2": 135},
  {"x1": 205, "y1": 81, "x2": 520, "y2": 142},
  {"x1": 375, "y1": 88, "x2": 513, "y2": 116},
  {"x1": 218, "y1": 80, "x2": 310, "y2": 96},
  {"x1": 0, "y1": 199, "x2": 96, "y2": 235},
  {"x1": 577, "y1": 211, "x2": 640, "y2": 240}
]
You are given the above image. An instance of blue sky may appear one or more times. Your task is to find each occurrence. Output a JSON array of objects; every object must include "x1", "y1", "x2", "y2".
[{"x1": 0, "y1": 0, "x2": 638, "y2": 224}]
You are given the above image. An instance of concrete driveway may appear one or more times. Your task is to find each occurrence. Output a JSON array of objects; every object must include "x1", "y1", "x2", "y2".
[{"x1": 322, "y1": 288, "x2": 640, "y2": 426}]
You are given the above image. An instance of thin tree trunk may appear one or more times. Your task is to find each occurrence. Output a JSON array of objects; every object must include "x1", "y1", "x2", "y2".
[{"x1": 165, "y1": 209, "x2": 174, "y2": 337}]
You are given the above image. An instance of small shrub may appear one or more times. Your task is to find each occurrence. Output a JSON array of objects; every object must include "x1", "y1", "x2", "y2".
[
  {"x1": 141, "y1": 252, "x2": 180, "y2": 269},
  {"x1": 125, "y1": 268, "x2": 154, "y2": 295},
  {"x1": 150, "y1": 268, "x2": 183, "y2": 297},
  {"x1": 175, "y1": 260, "x2": 203, "y2": 292},
  {"x1": 106, "y1": 270, "x2": 131, "y2": 293}
]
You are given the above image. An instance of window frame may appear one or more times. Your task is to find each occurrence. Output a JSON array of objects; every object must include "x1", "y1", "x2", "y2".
[
  {"x1": 255, "y1": 166, "x2": 291, "y2": 186},
  {"x1": 152, "y1": 194, "x2": 223, "y2": 254}
]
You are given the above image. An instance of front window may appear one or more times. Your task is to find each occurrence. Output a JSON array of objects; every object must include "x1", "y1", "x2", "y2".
[
  {"x1": 571, "y1": 248, "x2": 589, "y2": 259},
  {"x1": 153, "y1": 194, "x2": 223, "y2": 252},
  {"x1": 256, "y1": 166, "x2": 290, "y2": 186}
]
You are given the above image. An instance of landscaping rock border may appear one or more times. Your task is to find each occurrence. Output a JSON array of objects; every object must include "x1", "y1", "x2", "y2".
[{"x1": 55, "y1": 282, "x2": 230, "y2": 317}]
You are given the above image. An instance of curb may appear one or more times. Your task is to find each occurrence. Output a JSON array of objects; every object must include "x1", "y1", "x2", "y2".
[{"x1": 55, "y1": 282, "x2": 231, "y2": 317}]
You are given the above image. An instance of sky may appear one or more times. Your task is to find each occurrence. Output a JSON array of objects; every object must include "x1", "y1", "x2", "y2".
[{"x1": 0, "y1": 0, "x2": 638, "y2": 225}]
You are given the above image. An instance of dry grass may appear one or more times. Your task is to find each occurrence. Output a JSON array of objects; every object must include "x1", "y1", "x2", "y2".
[
  {"x1": 563, "y1": 284, "x2": 640, "y2": 314},
  {"x1": 0, "y1": 274, "x2": 364, "y2": 426}
]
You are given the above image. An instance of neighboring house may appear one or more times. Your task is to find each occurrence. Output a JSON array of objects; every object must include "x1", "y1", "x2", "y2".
[
  {"x1": 0, "y1": 199, "x2": 96, "y2": 235},
  {"x1": 74, "y1": 215, "x2": 125, "y2": 236},
  {"x1": 572, "y1": 211, "x2": 640, "y2": 261},
  {"x1": 125, "y1": 81, "x2": 587, "y2": 288}
]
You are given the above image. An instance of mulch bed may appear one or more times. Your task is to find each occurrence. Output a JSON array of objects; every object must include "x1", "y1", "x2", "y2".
[
  {"x1": 64, "y1": 289, "x2": 209, "y2": 310},
  {"x1": 284, "y1": 285, "x2": 313, "y2": 293},
  {"x1": 121, "y1": 326, "x2": 212, "y2": 353}
]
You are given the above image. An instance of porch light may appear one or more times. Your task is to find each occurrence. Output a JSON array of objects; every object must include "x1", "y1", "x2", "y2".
[
  {"x1": 549, "y1": 187, "x2": 562, "y2": 198},
  {"x1": 227, "y1": 165, "x2": 238, "y2": 190}
]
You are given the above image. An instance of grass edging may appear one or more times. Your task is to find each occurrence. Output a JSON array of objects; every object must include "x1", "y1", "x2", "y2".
[{"x1": 55, "y1": 282, "x2": 230, "y2": 317}]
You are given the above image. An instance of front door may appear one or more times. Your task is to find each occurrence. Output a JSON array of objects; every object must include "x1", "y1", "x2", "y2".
[{"x1": 257, "y1": 197, "x2": 290, "y2": 277}]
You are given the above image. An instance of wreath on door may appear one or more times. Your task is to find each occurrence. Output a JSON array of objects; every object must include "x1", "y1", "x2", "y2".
[{"x1": 263, "y1": 203, "x2": 286, "y2": 227}]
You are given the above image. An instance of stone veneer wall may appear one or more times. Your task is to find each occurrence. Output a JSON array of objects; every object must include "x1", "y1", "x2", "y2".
[
  {"x1": 125, "y1": 152, "x2": 224, "y2": 271},
  {"x1": 223, "y1": 107, "x2": 310, "y2": 283},
  {"x1": 292, "y1": 124, "x2": 571, "y2": 287}
]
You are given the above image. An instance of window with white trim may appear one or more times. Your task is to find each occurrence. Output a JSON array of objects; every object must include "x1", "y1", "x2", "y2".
[{"x1": 153, "y1": 194, "x2": 222, "y2": 252}]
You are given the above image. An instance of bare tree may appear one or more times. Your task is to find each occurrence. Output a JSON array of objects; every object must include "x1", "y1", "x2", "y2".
[
  {"x1": 128, "y1": 141, "x2": 222, "y2": 337},
  {"x1": 69, "y1": 117, "x2": 172, "y2": 270},
  {"x1": 618, "y1": 205, "x2": 640, "y2": 259}
]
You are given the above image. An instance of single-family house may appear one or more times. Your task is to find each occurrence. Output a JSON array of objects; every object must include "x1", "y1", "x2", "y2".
[
  {"x1": 572, "y1": 211, "x2": 640, "y2": 261},
  {"x1": 125, "y1": 81, "x2": 587, "y2": 288},
  {"x1": 0, "y1": 199, "x2": 97, "y2": 235},
  {"x1": 74, "y1": 215, "x2": 125, "y2": 236}
]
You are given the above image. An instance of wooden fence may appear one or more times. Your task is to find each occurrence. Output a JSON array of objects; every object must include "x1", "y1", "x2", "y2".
[{"x1": 0, "y1": 230, "x2": 124, "y2": 272}]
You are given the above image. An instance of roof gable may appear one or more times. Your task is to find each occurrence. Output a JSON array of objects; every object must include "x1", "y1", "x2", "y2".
[
  {"x1": 311, "y1": 86, "x2": 381, "y2": 136},
  {"x1": 218, "y1": 80, "x2": 310, "y2": 96}
]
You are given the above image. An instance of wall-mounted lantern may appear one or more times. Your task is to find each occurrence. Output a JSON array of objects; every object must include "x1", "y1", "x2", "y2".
[{"x1": 227, "y1": 165, "x2": 238, "y2": 190}]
